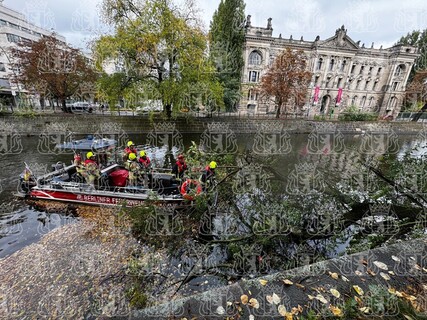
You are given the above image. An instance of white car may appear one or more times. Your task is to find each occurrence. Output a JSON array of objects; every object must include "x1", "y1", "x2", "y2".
[{"x1": 66, "y1": 102, "x2": 94, "y2": 113}]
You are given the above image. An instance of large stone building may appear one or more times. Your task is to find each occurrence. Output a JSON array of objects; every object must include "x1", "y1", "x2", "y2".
[
  {"x1": 241, "y1": 16, "x2": 419, "y2": 117},
  {"x1": 0, "y1": 0, "x2": 66, "y2": 107}
]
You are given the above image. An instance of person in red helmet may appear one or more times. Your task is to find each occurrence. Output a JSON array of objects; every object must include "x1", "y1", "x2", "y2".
[{"x1": 172, "y1": 154, "x2": 188, "y2": 179}]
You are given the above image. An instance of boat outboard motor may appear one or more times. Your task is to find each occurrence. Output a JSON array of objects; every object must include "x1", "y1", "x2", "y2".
[{"x1": 52, "y1": 161, "x2": 64, "y2": 172}]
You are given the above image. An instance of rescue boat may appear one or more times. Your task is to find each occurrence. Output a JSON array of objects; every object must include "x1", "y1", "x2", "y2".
[{"x1": 17, "y1": 136, "x2": 194, "y2": 207}]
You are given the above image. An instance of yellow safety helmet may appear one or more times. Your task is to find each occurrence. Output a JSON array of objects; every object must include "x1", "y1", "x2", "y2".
[
  {"x1": 139, "y1": 150, "x2": 146, "y2": 157},
  {"x1": 127, "y1": 141, "x2": 134, "y2": 147},
  {"x1": 209, "y1": 161, "x2": 217, "y2": 169},
  {"x1": 129, "y1": 153, "x2": 137, "y2": 161},
  {"x1": 86, "y1": 151, "x2": 95, "y2": 159}
]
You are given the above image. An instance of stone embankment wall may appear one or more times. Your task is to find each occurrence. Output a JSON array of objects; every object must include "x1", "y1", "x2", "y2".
[{"x1": 1, "y1": 114, "x2": 426, "y2": 135}]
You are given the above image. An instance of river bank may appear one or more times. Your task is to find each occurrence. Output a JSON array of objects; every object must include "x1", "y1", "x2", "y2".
[{"x1": 0, "y1": 113, "x2": 425, "y2": 135}]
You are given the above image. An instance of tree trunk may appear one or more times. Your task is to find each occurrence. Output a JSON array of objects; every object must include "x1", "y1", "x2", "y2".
[
  {"x1": 165, "y1": 104, "x2": 172, "y2": 119},
  {"x1": 61, "y1": 98, "x2": 67, "y2": 113},
  {"x1": 275, "y1": 104, "x2": 281, "y2": 119}
]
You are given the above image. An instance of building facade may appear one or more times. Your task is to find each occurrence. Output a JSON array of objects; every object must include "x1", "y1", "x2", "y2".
[
  {"x1": 0, "y1": 1, "x2": 66, "y2": 108},
  {"x1": 241, "y1": 17, "x2": 419, "y2": 117}
]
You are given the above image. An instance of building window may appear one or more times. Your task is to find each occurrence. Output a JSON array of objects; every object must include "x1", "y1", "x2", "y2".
[
  {"x1": 389, "y1": 96, "x2": 397, "y2": 109},
  {"x1": 350, "y1": 65, "x2": 356, "y2": 74},
  {"x1": 372, "y1": 80, "x2": 379, "y2": 91},
  {"x1": 316, "y1": 58, "x2": 323, "y2": 70},
  {"x1": 248, "y1": 71, "x2": 260, "y2": 82},
  {"x1": 315, "y1": 75, "x2": 320, "y2": 85},
  {"x1": 351, "y1": 96, "x2": 358, "y2": 106},
  {"x1": 0, "y1": 19, "x2": 7, "y2": 26},
  {"x1": 0, "y1": 63, "x2": 5, "y2": 72},
  {"x1": 361, "y1": 96, "x2": 366, "y2": 108},
  {"x1": 377, "y1": 67, "x2": 382, "y2": 75},
  {"x1": 6, "y1": 34, "x2": 20, "y2": 43},
  {"x1": 356, "y1": 80, "x2": 362, "y2": 90},
  {"x1": 394, "y1": 64, "x2": 405, "y2": 76},
  {"x1": 329, "y1": 58, "x2": 335, "y2": 71},
  {"x1": 339, "y1": 59, "x2": 347, "y2": 72},
  {"x1": 368, "y1": 66, "x2": 373, "y2": 75},
  {"x1": 247, "y1": 89, "x2": 258, "y2": 101},
  {"x1": 249, "y1": 51, "x2": 262, "y2": 65},
  {"x1": 9, "y1": 23, "x2": 20, "y2": 30},
  {"x1": 359, "y1": 66, "x2": 364, "y2": 75},
  {"x1": 337, "y1": 78, "x2": 343, "y2": 88},
  {"x1": 368, "y1": 97, "x2": 374, "y2": 107},
  {"x1": 364, "y1": 81, "x2": 370, "y2": 90},
  {"x1": 392, "y1": 82, "x2": 399, "y2": 91}
]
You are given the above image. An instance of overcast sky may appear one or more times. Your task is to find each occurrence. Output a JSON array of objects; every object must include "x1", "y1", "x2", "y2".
[{"x1": 4, "y1": 0, "x2": 427, "y2": 50}]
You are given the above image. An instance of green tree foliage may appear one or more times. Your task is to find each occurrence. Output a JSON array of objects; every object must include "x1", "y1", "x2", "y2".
[
  {"x1": 11, "y1": 36, "x2": 97, "y2": 112},
  {"x1": 95, "y1": 0, "x2": 223, "y2": 118},
  {"x1": 398, "y1": 29, "x2": 427, "y2": 77},
  {"x1": 258, "y1": 48, "x2": 312, "y2": 118},
  {"x1": 209, "y1": 0, "x2": 246, "y2": 111}
]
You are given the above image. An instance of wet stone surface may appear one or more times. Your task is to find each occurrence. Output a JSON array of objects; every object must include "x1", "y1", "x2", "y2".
[{"x1": 0, "y1": 206, "x2": 138, "y2": 319}]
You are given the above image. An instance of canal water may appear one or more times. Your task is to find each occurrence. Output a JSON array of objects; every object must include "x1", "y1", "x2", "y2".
[{"x1": 0, "y1": 129, "x2": 425, "y2": 258}]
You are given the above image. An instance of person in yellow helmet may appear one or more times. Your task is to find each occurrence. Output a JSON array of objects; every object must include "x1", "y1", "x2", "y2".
[
  {"x1": 123, "y1": 140, "x2": 137, "y2": 162},
  {"x1": 125, "y1": 152, "x2": 140, "y2": 186},
  {"x1": 82, "y1": 151, "x2": 100, "y2": 187},
  {"x1": 200, "y1": 161, "x2": 217, "y2": 189},
  {"x1": 138, "y1": 150, "x2": 151, "y2": 170}
]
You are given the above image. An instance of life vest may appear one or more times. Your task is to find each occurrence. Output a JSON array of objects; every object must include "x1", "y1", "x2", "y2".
[
  {"x1": 139, "y1": 156, "x2": 151, "y2": 168},
  {"x1": 180, "y1": 179, "x2": 202, "y2": 201},
  {"x1": 124, "y1": 146, "x2": 137, "y2": 154},
  {"x1": 176, "y1": 160, "x2": 187, "y2": 173}
]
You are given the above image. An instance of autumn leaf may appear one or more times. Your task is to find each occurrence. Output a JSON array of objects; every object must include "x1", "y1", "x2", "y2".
[
  {"x1": 330, "y1": 288, "x2": 341, "y2": 298},
  {"x1": 329, "y1": 305, "x2": 343, "y2": 317},
  {"x1": 373, "y1": 261, "x2": 388, "y2": 270},
  {"x1": 392, "y1": 255, "x2": 400, "y2": 262},
  {"x1": 241, "y1": 294, "x2": 249, "y2": 305},
  {"x1": 359, "y1": 306, "x2": 370, "y2": 314},
  {"x1": 272, "y1": 293, "x2": 281, "y2": 305},
  {"x1": 341, "y1": 276, "x2": 349, "y2": 282},
  {"x1": 283, "y1": 279, "x2": 293, "y2": 285},
  {"x1": 328, "y1": 272, "x2": 339, "y2": 279},
  {"x1": 249, "y1": 298, "x2": 259, "y2": 309},
  {"x1": 315, "y1": 294, "x2": 328, "y2": 304},
  {"x1": 216, "y1": 306, "x2": 225, "y2": 315},
  {"x1": 259, "y1": 279, "x2": 268, "y2": 286},
  {"x1": 380, "y1": 272, "x2": 390, "y2": 280},
  {"x1": 353, "y1": 285, "x2": 364, "y2": 296},
  {"x1": 278, "y1": 304, "x2": 287, "y2": 316}
]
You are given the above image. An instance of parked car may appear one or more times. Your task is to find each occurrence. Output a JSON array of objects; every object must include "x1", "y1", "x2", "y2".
[{"x1": 66, "y1": 102, "x2": 94, "y2": 113}]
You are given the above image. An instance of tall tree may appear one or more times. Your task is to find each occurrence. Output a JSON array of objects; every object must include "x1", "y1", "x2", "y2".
[
  {"x1": 95, "y1": 0, "x2": 223, "y2": 118},
  {"x1": 258, "y1": 48, "x2": 312, "y2": 118},
  {"x1": 398, "y1": 30, "x2": 427, "y2": 79},
  {"x1": 11, "y1": 36, "x2": 97, "y2": 112},
  {"x1": 209, "y1": 0, "x2": 246, "y2": 111}
]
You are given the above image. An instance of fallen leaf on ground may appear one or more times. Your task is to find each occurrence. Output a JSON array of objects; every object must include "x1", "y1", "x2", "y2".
[
  {"x1": 353, "y1": 285, "x2": 364, "y2": 296},
  {"x1": 315, "y1": 294, "x2": 328, "y2": 304},
  {"x1": 259, "y1": 279, "x2": 268, "y2": 286},
  {"x1": 373, "y1": 261, "x2": 388, "y2": 270},
  {"x1": 380, "y1": 272, "x2": 390, "y2": 280},
  {"x1": 278, "y1": 305, "x2": 287, "y2": 316},
  {"x1": 341, "y1": 276, "x2": 349, "y2": 282},
  {"x1": 330, "y1": 288, "x2": 341, "y2": 298},
  {"x1": 241, "y1": 294, "x2": 249, "y2": 305},
  {"x1": 272, "y1": 293, "x2": 281, "y2": 304},
  {"x1": 328, "y1": 272, "x2": 339, "y2": 279},
  {"x1": 359, "y1": 307, "x2": 370, "y2": 313},
  {"x1": 249, "y1": 298, "x2": 259, "y2": 309},
  {"x1": 392, "y1": 255, "x2": 400, "y2": 262},
  {"x1": 283, "y1": 279, "x2": 293, "y2": 285},
  {"x1": 216, "y1": 306, "x2": 225, "y2": 315},
  {"x1": 329, "y1": 305, "x2": 343, "y2": 317}
]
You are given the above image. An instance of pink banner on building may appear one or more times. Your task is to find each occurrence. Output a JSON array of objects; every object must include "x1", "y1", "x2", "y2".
[
  {"x1": 313, "y1": 86, "x2": 320, "y2": 102},
  {"x1": 336, "y1": 88, "x2": 343, "y2": 104}
]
